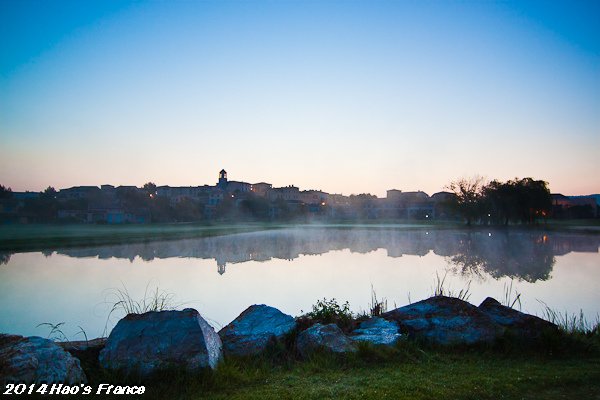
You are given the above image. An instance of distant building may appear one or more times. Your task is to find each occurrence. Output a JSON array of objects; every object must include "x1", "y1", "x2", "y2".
[
  {"x1": 431, "y1": 191, "x2": 455, "y2": 203},
  {"x1": 226, "y1": 181, "x2": 251, "y2": 193},
  {"x1": 58, "y1": 186, "x2": 101, "y2": 200},
  {"x1": 431, "y1": 191, "x2": 457, "y2": 219},
  {"x1": 217, "y1": 169, "x2": 228, "y2": 190},
  {"x1": 552, "y1": 194, "x2": 598, "y2": 218},
  {"x1": 270, "y1": 185, "x2": 300, "y2": 202},
  {"x1": 87, "y1": 207, "x2": 150, "y2": 224},
  {"x1": 216, "y1": 169, "x2": 251, "y2": 193},
  {"x1": 252, "y1": 182, "x2": 272, "y2": 197},
  {"x1": 299, "y1": 190, "x2": 328, "y2": 206},
  {"x1": 156, "y1": 185, "x2": 215, "y2": 205},
  {"x1": 13, "y1": 192, "x2": 40, "y2": 200},
  {"x1": 386, "y1": 189, "x2": 403, "y2": 201},
  {"x1": 381, "y1": 190, "x2": 433, "y2": 219}
]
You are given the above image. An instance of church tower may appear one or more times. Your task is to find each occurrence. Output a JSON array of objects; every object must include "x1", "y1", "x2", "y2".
[{"x1": 218, "y1": 169, "x2": 228, "y2": 189}]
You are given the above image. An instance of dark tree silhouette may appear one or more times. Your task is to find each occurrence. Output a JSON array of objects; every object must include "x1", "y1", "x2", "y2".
[
  {"x1": 143, "y1": 182, "x2": 157, "y2": 196},
  {"x1": 0, "y1": 185, "x2": 13, "y2": 199},
  {"x1": 40, "y1": 186, "x2": 57, "y2": 200},
  {"x1": 447, "y1": 176, "x2": 485, "y2": 226},
  {"x1": 483, "y1": 178, "x2": 551, "y2": 225}
]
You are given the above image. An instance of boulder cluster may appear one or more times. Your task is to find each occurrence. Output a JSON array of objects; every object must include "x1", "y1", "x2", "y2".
[{"x1": 0, "y1": 296, "x2": 558, "y2": 383}]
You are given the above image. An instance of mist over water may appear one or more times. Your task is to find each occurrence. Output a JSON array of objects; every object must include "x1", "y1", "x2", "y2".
[{"x1": 1, "y1": 227, "x2": 599, "y2": 339}]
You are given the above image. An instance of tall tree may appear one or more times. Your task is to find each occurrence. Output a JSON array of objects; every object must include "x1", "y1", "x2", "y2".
[
  {"x1": 143, "y1": 182, "x2": 157, "y2": 196},
  {"x1": 447, "y1": 176, "x2": 485, "y2": 226},
  {"x1": 40, "y1": 186, "x2": 57, "y2": 200},
  {"x1": 514, "y1": 178, "x2": 551, "y2": 224}
]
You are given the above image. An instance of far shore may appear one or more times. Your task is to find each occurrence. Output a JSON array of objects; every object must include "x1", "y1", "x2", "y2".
[{"x1": 0, "y1": 220, "x2": 599, "y2": 253}]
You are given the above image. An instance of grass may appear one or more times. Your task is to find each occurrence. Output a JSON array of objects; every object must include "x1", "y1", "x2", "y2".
[
  {"x1": 431, "y1": 271, "x2": 472, "y2": 301},
  {"x1": 501, "y1": 280, "x2": 522, "y2": 310},
  {"x1": 2, "y1": 220, "x2": 598, "y2": 253},
  {"x1": 368, "y1": 284, "x2": 388, "y2": 317},
  {"x1": 101, "y1": 282, "x2": 182, "y2": 336},
  {"x1": 0, "y1": 223, "x2": 283, "y2": 252},
  {"x1": 34, "y1": 287, "x2": 600, "y2": 399},
  {"x1": 36, "y1": 321, "x2": 69, "y2": 342},
  {"x1": 71, "y1": 340, "x2": 600, "y2": 400},
  {"x1": 0, "y1": 221, "x2": 466, "y2": 253},
  {"x1": 537, "y1": 300, "x2": 600, "y2": 335}
]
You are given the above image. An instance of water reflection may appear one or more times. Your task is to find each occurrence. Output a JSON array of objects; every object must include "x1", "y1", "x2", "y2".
[
  {"x1": 6, "y1": 228, "x2": 599, "y2": 282},
  {"x1": 0, "y1": 252, "x2": 10, "y2": 265}
]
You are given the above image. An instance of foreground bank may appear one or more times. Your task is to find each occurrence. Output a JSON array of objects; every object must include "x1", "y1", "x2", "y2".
[{"x1": 2, "y1": 295, "x2": 599, "y2": 399}]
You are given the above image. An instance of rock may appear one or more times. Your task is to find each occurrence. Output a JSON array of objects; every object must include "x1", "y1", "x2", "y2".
[
  {"x1": 219, "y1": 304, "x2": 296, "y2": 356},
  {"x1": 296, "y1": 323, "x2": 356, "y2": 357},
  {"x1": 99, "y1": 308, "x2": 222, "y2": 376},
  {"x1": 478, "y1": 297, "x2": 558, "y2": 339},
  {"x1": 0, "y1": 334, "x2": 87, "y2": 385},
  {"x1": 350, "y1": 317, "x2": 403, "y2": 346},
  {"x1": 381, "y1": 296, "x2": 502, "y2": 345},
  {"x1": 58, "y1": 338, "x2": 107, "y2": 353}
]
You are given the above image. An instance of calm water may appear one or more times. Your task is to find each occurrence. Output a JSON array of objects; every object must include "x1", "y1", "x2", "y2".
[{"x1": 1, "y1": 227, "x2": 599, "y2": 339}]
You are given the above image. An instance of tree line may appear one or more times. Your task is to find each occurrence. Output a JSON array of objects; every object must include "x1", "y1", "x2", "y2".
[{"x1": 447, "y1": 176, "x2": 552, "y2": 226}]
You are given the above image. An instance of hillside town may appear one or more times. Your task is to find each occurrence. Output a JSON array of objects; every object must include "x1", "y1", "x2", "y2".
[{"x1": 0, "y1": 170, "x2": 598, "y2": 224}]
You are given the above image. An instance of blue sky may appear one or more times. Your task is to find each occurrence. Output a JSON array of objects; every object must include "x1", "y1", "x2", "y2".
[{"x1": 1, "y1": 0, "x2": 598, "y2": 196}]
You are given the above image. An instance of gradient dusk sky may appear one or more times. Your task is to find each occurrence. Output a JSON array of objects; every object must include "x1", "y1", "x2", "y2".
[{"x1": 1, "y1": 0, "x2": 598, "y2": 197}]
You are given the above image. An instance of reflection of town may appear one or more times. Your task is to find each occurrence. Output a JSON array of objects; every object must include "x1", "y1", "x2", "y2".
[{"x1": 3, "y1": 229, "x2": 599, "y2": 281}]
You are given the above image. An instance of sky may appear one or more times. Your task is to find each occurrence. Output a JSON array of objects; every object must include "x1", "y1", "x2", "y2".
[{"x1": 1, "y1": 0, "x2": 599, "y2": 197}]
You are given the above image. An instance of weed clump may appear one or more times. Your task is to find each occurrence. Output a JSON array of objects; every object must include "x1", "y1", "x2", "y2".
[
  {"x1": 297, "y1": 298, "x2": 356, "y2": 333},
  {"x1": 102, "y1": 282, "x2": 182, "y2": 337}
]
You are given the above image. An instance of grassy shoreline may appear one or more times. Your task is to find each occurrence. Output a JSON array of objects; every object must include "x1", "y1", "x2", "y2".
[
  {"x1": 0, "y1": 220, "x2": 598, "y2": 252},
  {"x1": 73, "y1": 339, "x2": 600, "y2": 400},
  {"x1": 0, "y1": 223, "x2": 283, "y2": 252}
]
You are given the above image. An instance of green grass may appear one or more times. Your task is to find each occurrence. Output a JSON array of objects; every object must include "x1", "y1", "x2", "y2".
[
  {"x1": 2, "y1": 220, "x2": 598, "y2": 252},
  {"x1": 0, "y1": 223, "x2": 282, "y2": 252},
  {"x1": 73, "y1": 342, "x2": 600, "y2": 400},
  {"x1": 31, "y1": 284, "x2": 600, "y2": 399},
  {"x1": 0, "y1": 222, "x2": 449, "y2": 252}
]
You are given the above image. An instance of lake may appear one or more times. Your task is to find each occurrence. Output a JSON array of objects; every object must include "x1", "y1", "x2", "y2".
[{"x1": 1, "y1": 227, "x2": 599, "y2": 339}]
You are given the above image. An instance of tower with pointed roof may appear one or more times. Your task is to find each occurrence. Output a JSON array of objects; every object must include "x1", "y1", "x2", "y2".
[{"x1": 218, "y1": 169, "x2": 228, "y2": 189}]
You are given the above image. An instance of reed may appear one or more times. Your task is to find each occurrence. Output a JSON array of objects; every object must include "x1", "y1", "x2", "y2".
[
  {"x1": 431, "y1": 271, "x2": 472, "y2": 301},
  {"x1": 102, "y1": 282, "x2": 181, "y2": 336},
  {"x1": 501, "y1": 280, "x2": 522, "y2": 310},
  {"x1": 537, "y1": 300, "x2": 600, "y2": 334}
]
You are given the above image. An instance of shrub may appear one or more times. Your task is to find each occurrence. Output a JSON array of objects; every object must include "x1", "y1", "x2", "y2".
[{"x1": 298, "y1": 298, "x2": 355, "y2": 332}]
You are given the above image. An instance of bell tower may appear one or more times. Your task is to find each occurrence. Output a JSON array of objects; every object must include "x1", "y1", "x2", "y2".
[{"x1": 218, "y1": 169, "x2": 228, "y2": 189}]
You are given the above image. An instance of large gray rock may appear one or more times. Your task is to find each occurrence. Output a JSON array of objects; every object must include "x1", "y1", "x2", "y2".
[
  {"x1": 350, "y1": 317, "x2": 403, "y2": 346},
  {"x1": 381, "y1": 296, "x2": 502, "y2": 345},
  {"x1": 219, "y1": 304, "x2": 296, "y2": 356},
  {"x1": 99, "y1": 308, "x2": 222, "y2": 376},
  {"x1": 0, "y1": 334, "x2": 87, "y2": 385},
  {"x1": 296, "y1": 323, "x2": 357, "y2": 357},
  {"x1": 478, "y1": 297, "x2": 558, "y2": 339}
]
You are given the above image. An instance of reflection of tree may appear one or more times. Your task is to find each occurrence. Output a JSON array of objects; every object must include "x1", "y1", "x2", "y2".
[
  {"x1": 447, "y1": 232, "x2": 555, "y2": 282},
  {"x1": 0, "y1": 252, "x2": 10, "y2": 265},
  {"x1": 446, "y1": 250, "x2": 487, "y2": 280},
  {"x1": 3, "y1": 228, "x2": 595, "y2": 281}
]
